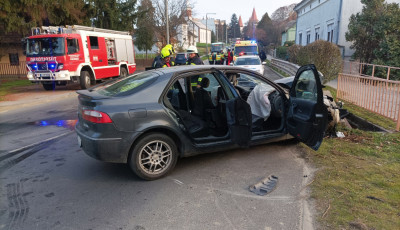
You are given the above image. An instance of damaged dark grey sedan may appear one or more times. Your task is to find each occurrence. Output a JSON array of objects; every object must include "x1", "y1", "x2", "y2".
[{"x1": 76, "y1": 65, "x2": 327, "y2": 180}]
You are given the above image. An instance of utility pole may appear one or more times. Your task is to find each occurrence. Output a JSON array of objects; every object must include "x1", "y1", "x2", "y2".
[{"x1": 165, "y1": 0, "x2": 169, "y2": 44}]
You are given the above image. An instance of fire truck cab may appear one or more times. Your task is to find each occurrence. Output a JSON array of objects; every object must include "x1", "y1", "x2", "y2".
[{"x1": 25, "y1": 25, "x2": 136, "y2": 90}]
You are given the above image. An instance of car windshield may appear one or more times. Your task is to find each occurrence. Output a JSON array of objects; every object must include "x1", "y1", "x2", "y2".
[
  {"x1": 95, "y1": 72, "x2": 159, "y2": 97},
  {"x1": 235, "y1": 46, "x2": 258, "y2": 55},
  {"x1": 26, "y1": 37, "x2": 65, "y2": 57},
  {"x1": 235, "y1": 58, "x2": 261, "y2": 65}
]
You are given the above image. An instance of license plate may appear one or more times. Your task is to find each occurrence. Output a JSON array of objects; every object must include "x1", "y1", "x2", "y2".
[
  {"x1": 77, "y1": 135, "x2": 82, "y2": 147},
  {"x1": 40, "y1": 73, "x2": 50, "y2": 77}
]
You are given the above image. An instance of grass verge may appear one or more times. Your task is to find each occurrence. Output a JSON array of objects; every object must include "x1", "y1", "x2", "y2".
[
  {"x1": 0, "y1": 79, "x2": 32, "y2": 101},
  {"x1": 304, "y1": 126, "x2": 400, "y2": 229},
  {"x1": 304, "y1": 85, "x2": 400, "y2": 229}
]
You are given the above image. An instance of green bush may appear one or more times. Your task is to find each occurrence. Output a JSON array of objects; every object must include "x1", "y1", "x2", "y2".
[
  {"x1": 287, "y1": 44, "x2": 301, "y2": 63},
  {"x1": 296, "y1": 40, "x2": 342, "y2": 83},
  {"x1": 276, "y1": 46, "x2": 288, "y2": 60}
]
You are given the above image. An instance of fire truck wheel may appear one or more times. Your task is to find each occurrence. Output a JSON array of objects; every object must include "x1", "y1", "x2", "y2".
[
  {"x1": 42, "y1": 82, "x2": 55, "y2": 91},
  {"x1": 80, "y1": 71, "x2": 91, "y2": 89},
  {"x1": 120, "y1": 67, "x2": 128, "y2": 78}
]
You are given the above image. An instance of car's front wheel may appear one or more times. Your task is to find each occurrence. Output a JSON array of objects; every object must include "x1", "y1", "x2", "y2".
[{"x1": 129, "y1": 133, "x2": 178, "y2": 180}]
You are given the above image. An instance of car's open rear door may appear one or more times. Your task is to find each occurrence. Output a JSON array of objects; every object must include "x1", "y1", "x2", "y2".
[{"x1": 286, "y1": 64, "x2": 327, "y2": 150}]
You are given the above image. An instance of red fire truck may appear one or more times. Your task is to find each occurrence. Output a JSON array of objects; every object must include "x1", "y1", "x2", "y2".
[{"x1": 25, "y1": 25, "x2": 136, "y2": 90}]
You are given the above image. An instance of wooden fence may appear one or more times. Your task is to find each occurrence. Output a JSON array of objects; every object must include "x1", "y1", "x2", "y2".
[
  {"x1": 337, "y1": 73, "x2": 400, "y2": 131},
  {"x1": 0, "y1": 61, "x2": 27, "y2": 79}
]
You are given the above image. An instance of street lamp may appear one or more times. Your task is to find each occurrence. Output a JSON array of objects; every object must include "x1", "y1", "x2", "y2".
[
  {"x1": 165, "y1": 0, "x2": 169, "y2": 44},
  {"x1": 206, "y1": 13, "x2": 216, "y2": 55}
]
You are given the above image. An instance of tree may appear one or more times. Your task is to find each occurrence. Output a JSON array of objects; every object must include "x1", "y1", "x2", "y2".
[
  {"x1": 228, "y1": 14, "x2": 240, "y2": 39},
  {"x1": 256, "y1": 12, "x2": 275, "y2": 45},
  {"x1": 152, "y1": 0, "x2": 186, "y2": 47},
  {"x1": 271, "y1": 4, "x2": 296, "y2": 22},
  {"x1": 0, "y1": 0, "x2": 90, "y2": 35},
  {"x1": 136, "y1": 0, "x2": 156, "y2": 58},
  {"x1": 89, "y1": 0, "x2": 139, "y2": 32},
  {"x1": 345, "y1": 0, "x2": 387, "y2": 64}
]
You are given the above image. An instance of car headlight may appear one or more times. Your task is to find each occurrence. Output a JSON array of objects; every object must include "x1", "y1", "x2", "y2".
[{"x1": 58, "y1": 64, "x2": 64, "y2": 70}]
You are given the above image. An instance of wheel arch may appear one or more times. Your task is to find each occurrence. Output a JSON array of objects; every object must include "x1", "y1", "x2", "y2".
[
  {"x1": 80, "y1": 65, "x2": 95, "y2": 81},
  {"x1": 127, "y1": 127, "x2": 184, "y2": 162}
]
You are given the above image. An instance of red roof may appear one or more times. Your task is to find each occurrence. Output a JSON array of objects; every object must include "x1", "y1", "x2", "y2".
[
  {"x1": 238, "y1": 16, "x2": 244, "y2": 27},
  {"x1": 249, "y1": 7, "x2": 258, "y2": 23}
]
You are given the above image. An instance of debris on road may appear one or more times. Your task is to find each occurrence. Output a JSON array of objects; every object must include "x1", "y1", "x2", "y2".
[{"x1": 249, "y1": 175, "x2": 278, "y2": 196}]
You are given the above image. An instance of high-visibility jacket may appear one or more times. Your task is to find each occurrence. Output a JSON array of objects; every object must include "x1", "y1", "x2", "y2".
[{"x1": 216, "y1": 54, "x2": 221, "y2": 61}]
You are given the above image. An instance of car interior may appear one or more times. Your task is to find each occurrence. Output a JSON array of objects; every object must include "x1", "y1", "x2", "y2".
[{"x1": 165, "y1": 71, "x2": 286, "y2": 140}]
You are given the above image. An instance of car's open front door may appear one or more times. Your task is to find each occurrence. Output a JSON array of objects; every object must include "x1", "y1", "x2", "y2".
[{"x1": 287, "y1": 64, "x2": 327, "y2": 150}]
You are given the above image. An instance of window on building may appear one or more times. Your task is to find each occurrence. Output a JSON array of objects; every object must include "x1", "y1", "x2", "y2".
[
  {"x1": 9, "y1": 53, "x2": 19, "y2": 66},
  {"x1": 89, "y1": 36, "x2": 99, "y2": 49},
  {"x1": 299, "y1": 33, "x2": 303, "y2": 45},
  {"x1": 315, "y1": 27, "x2": 320, "y2": 40},
  {"x1": 306, "y1": 31, "x2": 311, "y2": 44},
  {"x1": 327, "y1": 24, "x2": 334, "y2": 42}
]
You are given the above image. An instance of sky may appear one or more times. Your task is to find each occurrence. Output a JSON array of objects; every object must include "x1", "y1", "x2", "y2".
[{"x1": 190, "y1": 0, "x2": 301, "y2": 22}]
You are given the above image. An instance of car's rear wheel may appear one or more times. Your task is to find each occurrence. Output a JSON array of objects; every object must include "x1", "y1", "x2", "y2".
[{"x1": 129, "y1": 133, "x2": 178, "y2": 180}]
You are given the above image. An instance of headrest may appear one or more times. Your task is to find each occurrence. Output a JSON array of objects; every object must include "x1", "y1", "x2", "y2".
[{"x1": 200, "y1": 77, "x2": 210, "y2": 88}]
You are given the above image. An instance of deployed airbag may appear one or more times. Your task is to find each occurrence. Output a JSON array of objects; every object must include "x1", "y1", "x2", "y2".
[{"x1": 247, "y1": 84, "x2": 275, "y2": 120}]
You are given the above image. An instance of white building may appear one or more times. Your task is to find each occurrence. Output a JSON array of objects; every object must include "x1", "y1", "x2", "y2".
[
  {"x1": 294, "y1": 0, "x2": 399, "y2": 57},
  {"x1": 176, "y1": 5, "x2": 211, "y2": 50}
]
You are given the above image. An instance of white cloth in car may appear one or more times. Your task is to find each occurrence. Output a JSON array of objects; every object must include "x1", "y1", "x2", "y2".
[{"x1": 247, "y1": 84, "x2": 275, "y2": 120}]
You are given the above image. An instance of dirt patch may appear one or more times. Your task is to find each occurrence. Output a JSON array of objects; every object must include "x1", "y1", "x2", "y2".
[{"x1": 3, "y1": 83, "x2": 80, "y2": 102}]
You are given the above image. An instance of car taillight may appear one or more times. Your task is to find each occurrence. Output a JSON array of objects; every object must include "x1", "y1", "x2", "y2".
[{"x1": 82, "y1": 110, "x2": 112, "y2": 123}]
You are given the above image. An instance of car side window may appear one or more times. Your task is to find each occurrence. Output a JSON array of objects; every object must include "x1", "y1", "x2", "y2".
[
  {"x1": 190, "y1": 73, "x2": 221, "y2": 106},
  {"x1": 294, "y1": 70, "x2": 317, "y2": 101},
  {"x1": 166, "y1": 79, "x2": 188, "y2": 111}
]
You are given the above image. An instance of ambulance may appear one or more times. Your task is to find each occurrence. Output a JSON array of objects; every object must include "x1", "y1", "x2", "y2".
[
  {"x1": 233, "y1": 40, "x2": 258, "y2": 62},
  {"x1": 25, "y1": 25, "x2": 136, "y2": 90}
]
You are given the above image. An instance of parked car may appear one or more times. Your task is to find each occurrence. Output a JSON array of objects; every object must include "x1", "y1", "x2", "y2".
[
  {"x1": 233, "y1": 55, "x2": 265, "y2": 75},
  {"x1": 76, "y1": 65, "x2": 327, "y2": 180},
  {"x1": 174, "y1": 53, "x2": 188, "y2": 65}
]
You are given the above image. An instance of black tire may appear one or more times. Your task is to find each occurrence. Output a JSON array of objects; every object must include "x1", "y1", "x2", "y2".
[
  {"x1": 129, "y1": 133, "x2": 178, "y2": 180},
  {"x1": 119, "y1": 67, "x2": 128, "y2": 78},
  {"x1": 42, "y1": 82, "x2": 55, "y2": 90},
  {"x1": 80, "y1": 71, "x2": 91, "y2": 89}
]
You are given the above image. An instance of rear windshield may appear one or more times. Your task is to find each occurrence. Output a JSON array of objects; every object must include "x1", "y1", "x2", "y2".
[
  {"x1": 95, "y1": 72, "x2": 159, "y2": 97},
  {"x1": 235, "y1": 57, "x2": 261, "y2": 65}
]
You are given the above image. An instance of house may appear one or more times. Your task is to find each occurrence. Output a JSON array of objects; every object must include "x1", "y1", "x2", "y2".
[
  {"x1": 281, "y1": 20, "x2": 296, "y2": 46},
  {"x1": 176, "y1": 4, "x2": 211, "y2": 50},
  {"x1": 294, "y1": 0, "x2": 399, "y2": 57}
]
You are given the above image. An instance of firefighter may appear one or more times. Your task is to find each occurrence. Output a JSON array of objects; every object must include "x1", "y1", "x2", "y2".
[
  {"x1": 152, "y1": 44, "x2": 175, "y2": 69},
  {"x1": 215, "y1": 52, "x2": 222, "y2": 65},
  {"x1": 186, "y1": 46, "x2": 204, "y2": 65},
  {"x1": 154, "y1": 47, "x2": 173, "y2": 68},
  {"x1": 165, "y1": 44, "x2": 176, "y2": 66}
]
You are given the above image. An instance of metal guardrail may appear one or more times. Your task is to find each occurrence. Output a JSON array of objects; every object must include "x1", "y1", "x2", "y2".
[
  {"x1": 0, "y1": 61, "x2": 27, "y2": 79},
  {"x1": 270, "y1": 58, "x2": 300, "y2": 76},
  {"x1": 337, "y1": 73, "x2": 400, "y2": 131}
]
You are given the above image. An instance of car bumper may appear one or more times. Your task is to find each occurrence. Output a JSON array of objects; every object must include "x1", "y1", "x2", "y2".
[
  {"x1": 75, "y1": 123, "x2": 142, "y2": 163},
  {"x1": 27, "y1": 70, "x2": 71, "y2": 82}
]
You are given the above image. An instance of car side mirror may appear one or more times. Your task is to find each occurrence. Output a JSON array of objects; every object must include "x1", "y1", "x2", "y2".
[{"x1": 262, "y1": 62, "x2": 266, "y2": 65}]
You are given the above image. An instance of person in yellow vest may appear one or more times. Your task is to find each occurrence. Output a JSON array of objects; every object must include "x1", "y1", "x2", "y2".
[
  {"x1": 215, "y1": 52, "x2": 222, "y2": 65},
  {"x1": 154, "y1": 47, "x2": 173, "y2": 68}
]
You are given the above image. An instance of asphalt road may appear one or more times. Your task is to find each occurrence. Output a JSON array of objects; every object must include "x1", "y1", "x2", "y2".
[{"x1": 0, "y1": 66, "x2": 315, "y2": 230}]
